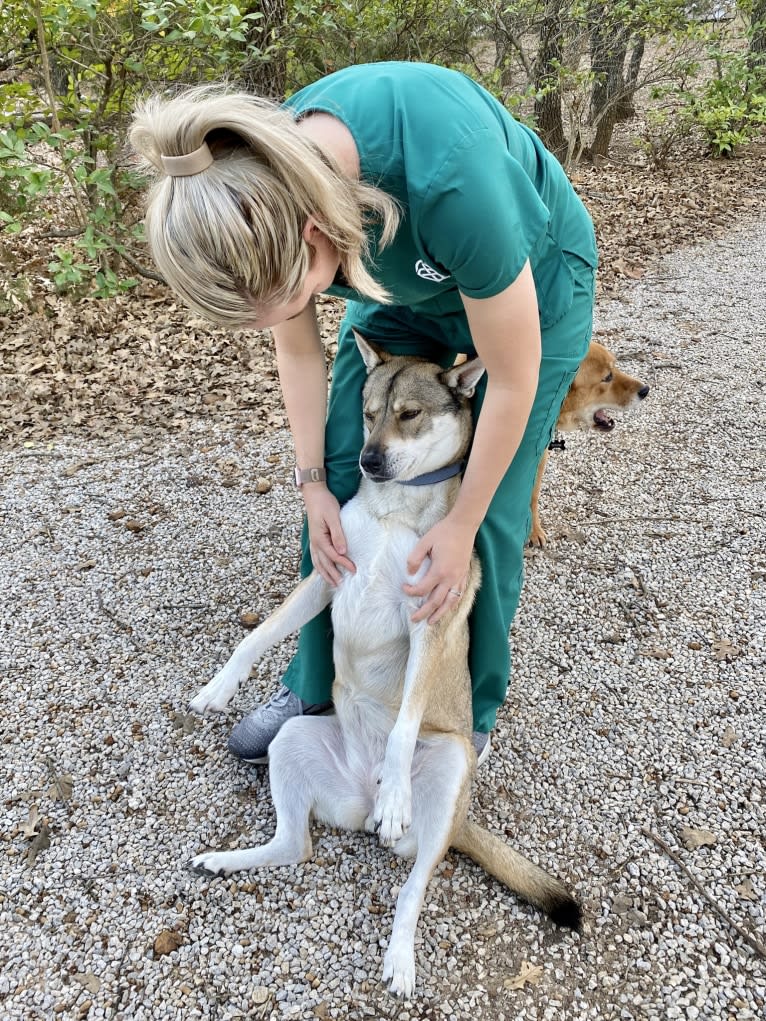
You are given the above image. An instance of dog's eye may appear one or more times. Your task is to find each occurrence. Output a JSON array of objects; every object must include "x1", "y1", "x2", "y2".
[
  {"x1": 399, "y1": 409, "x2": 421, "y2": 421},
  {"x1": 602, "y1": 372, "x2": 613, "y2": 383},
  {"x1": 363, "y1": 411, "x2": 375, "y2": 422}
]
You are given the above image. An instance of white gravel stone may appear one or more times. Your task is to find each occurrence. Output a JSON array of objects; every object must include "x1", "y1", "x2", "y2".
[{"x1": 2, "y1": 218, "x2": 765, "y2": 1020}]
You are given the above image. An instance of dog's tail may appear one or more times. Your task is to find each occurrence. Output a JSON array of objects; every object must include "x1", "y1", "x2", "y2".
[{"x1": 451, "y1": 819, "x2": 581, "y2": 931}]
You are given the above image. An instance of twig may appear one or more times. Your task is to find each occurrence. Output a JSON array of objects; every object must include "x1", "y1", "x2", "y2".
[
  {"x1": 117, "y1": 246, "x2": 166, "y2": 284},
  {"x1": 95, "y1": 590, "x2": 142, "y2": 649},
  {"x1": 642, "y1": 827, "x2": 766, "y2": 960}
]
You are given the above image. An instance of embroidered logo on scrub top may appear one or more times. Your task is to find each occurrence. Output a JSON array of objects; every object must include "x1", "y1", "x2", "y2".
[{"x1": 415, "y1": 260, "x2": 450, "y2": 283}]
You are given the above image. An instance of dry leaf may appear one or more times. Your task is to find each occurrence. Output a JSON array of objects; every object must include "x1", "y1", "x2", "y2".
[
  {"x1": 20, "y1": 805, "x2": 42, "y2": 839},
  {"x1": 239, "y1": 611, "x2": 260, "y2": 629},
  {"x1": 680, "y1": 826, "x2": 717, "y2": 850},
  {"x1": 23, "y1": 822, "x2": 51, "y2": 866},
  {"x1": 74, "y1": 972, "x2": 101, "y2": 994},
  {"x1": 255, "y1": 477, "x2": 272, "y2": 494},
  {"x1": 644, "y1": 647, "x2": 672, "y2": 660},
  {"x1": 153, "y1": 930, "x2": 183, "y2": 956},
  {"x1": 504, "y1": 960, "x2": 544, "y2": 990},
  {"x1": 172, "y1": 712, "x2": 198, "y2": 735},
  {"x1": 734, "y1": 877, "x2": 757, "y2": 902},
  {"x1": 48, "y1": 772, "x2": 73, "y2": 802},
  {"x1": 107, "y1": 508, "x2": 127, "y2": 521},
  {"x1": 124, "y1": 519, "x2": 145, "y2": 533},
  {"x1": 712, "y1": 639, "x2": 742, "y2": 662},
  {"x1": 721, "y1": 725, "x2": 736, "y2": 748}
]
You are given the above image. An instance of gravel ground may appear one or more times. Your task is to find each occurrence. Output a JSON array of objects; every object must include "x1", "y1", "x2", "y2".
[{"x1": 2, "y1": 219, "x2": 765, "y2": 1021}]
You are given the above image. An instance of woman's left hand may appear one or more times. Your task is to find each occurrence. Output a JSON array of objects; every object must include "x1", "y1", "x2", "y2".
[{"x1": 403, "y1": 514, "x2": 477, "y2": 624}]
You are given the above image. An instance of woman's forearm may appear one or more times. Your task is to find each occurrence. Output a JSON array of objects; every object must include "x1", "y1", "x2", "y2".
[
  {"x1": 451, "y1": 377, "x2": 536, "y2": 532},
  {"x1": 271, "y1": 300, "x2": 328, "y2": 471}
]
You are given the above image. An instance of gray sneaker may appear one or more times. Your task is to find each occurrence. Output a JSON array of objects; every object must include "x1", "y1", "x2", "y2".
[
  {"x1": 228, "y1": 685, "x2": 333, "y2": 763},
  {"x1": 472, "y1": 731, "x2": 491, "y2": 767}
]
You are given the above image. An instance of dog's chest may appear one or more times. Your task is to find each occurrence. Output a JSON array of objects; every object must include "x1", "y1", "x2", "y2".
[{"x1": 332, "y1": 503, "x2": 422, "y2": 648}]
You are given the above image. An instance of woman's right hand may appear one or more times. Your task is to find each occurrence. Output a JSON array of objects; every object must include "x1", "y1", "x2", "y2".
[{"x1": 302, "y1": 485, "x2": 356, "y2": 586}]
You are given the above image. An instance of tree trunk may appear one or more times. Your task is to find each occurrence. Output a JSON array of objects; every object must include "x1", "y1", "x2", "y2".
[
  {"x1": 615, "y1": 35, "x2": 644, "y2": 121},
  {"x1": 750, "y1": 0, "x2": 766, "y2": 65},
  {"x1": 588, "y1": 17, "x2": 630, "y2": 159},
  {"x1": 241, "y1": 0, "x2": 287, "y2": 98},
  {"x1": 533, "y1": 7, "x2": 568, "y2": 161}
]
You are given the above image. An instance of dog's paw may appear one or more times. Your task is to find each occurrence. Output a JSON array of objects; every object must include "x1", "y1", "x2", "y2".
[
  {"x1": 188, "y1": 668, "x2": 241, "y2": 714},
  {"x1": 527, "y1": 522, "x2": 547, "y2": 548},
  {"x1": 188, "y1": 851, "x2": 237, "y2": 878},
  {"x1": 383, "y1": 941, "x2": 416, "y2": 998},
  {"x1": 374, "y1": 780, "x2": 411, "y2": 847}
]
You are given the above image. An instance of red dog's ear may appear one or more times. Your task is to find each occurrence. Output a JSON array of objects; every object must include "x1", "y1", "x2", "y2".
[
  {"x1": 353, "y1": 330, "x2": 391, "y2": 373},
  {"x1": 440, "y1": 358, "x2": 485, "y2": 397}
]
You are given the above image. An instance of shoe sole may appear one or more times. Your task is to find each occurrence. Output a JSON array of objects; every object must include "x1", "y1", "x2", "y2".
[{"x1": 476, "y1": 735, "x2": 491, "y2": 768}]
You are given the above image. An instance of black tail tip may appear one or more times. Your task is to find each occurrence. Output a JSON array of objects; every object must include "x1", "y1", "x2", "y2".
[{"x1": 549, "y1": 895, "x2": 582, "y2": 932}]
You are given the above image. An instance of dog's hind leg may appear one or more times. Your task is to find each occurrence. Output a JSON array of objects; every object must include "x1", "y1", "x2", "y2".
[
  {"x1": 190, "y1": 571, "x2": 332, "y2": 713},
  {"x1": 383, "y1": 733, "x2": 472, "y2": 998},
  {"x1": 190, "y1": 715, "x2": 371, "y2": 877}
]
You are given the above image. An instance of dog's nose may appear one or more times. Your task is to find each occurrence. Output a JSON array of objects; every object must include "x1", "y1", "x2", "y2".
[
  {"x1": 637, "y1": 385, "x2": 650, "y2": 400},
  {"x1": 360, "y1": 448, "x2": 386, "y2": 476}
]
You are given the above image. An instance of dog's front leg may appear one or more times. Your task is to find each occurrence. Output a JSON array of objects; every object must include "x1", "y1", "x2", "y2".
[
  {"x1": 374, "y1": 621, "x2": 432, "y2": 847},
  {"x1": 189, "y1": 572, "x2": 332, "y2": 713}
]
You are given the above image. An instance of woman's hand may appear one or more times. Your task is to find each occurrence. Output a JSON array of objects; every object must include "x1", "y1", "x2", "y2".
[
  {"x1": 403, "y1": 513, "x2": 477, "y2": 624},
  {"x1": 302, "y1": 485, "x2": 356, "y2": 586}
]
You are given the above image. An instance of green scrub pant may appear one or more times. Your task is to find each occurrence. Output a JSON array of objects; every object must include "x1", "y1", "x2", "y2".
[{"x1": 281, "y1": 254, "x2": 596, "y2": 733}]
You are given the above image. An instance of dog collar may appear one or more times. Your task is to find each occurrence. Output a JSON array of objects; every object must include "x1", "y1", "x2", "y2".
[{"x1": 397, "y1": 460, "x2": 466, "y2": 487}]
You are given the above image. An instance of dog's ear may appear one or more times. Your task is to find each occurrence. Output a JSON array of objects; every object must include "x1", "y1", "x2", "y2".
[
  {"x1": 440, "y1": 357, "x2": 485, "y2": 397},
  {"x1": 353, "y1": 330, "x2": 390, "y2": 373}
]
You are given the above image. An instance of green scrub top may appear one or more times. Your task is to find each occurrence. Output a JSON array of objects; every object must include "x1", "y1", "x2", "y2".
[{"x1": 285, "y1": 62, "x2": 597, "y2": 329}]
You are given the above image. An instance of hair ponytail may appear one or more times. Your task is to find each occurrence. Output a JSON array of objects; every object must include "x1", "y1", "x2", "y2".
[{"x1": 129, "y1": 86, "x2": 400, "y2": 327}]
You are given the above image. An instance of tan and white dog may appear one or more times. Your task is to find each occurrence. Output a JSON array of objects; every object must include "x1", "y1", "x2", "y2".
[
  {"x1": 189, "y1": 334, "x2": 580, "y2": 997},
  {"x1": 529, "y1": 340, "x2": 650, "y2": 546}
]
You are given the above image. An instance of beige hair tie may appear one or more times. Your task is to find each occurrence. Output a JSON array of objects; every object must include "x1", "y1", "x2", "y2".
[{"x1": 160, "y1": 141, "x2": 214, "y2": 177}]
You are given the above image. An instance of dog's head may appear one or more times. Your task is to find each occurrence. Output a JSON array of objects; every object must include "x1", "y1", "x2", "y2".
[
  {"x1": 558, "y1": 340, "x2": 650, "y2": 433},
  {"x1": 354, "y1": 332, "x2": 484, "y2": 484}
]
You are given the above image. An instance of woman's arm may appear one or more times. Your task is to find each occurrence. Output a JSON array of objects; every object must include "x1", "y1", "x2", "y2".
[
  {"x1": 272, "y1": 300, "x2": 355, "y2": 585},
  {"x1": 405, "y1": 260, "x2": 541, "y2": 622}
]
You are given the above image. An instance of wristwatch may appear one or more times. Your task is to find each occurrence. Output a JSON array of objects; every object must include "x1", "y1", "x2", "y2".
[{"x1": 294, "y1": 466, "x2": 327, "y2": 487}]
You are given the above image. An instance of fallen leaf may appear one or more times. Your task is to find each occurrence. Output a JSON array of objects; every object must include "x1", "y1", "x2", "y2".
[
  {"x1": 48, "y1": 772, "x2": 73, "y2": 802},
  {"x1": 23, "y1": 822, "x2": 51, "y2": 866},
  {"x1": 239, "y1": 611, "x2": 260, "y2": 629},
  {"x1": 255, "y1": 477, "x2": 272, "y2": 494},
  {"x1": 20, "y1": 806, "x2": 42, "y2": 839},
  {"x1": 153, "y1": 930, "x2": 183, "y2": 956},
  {"x1": 172, "y1": 712, "x2": 198, "y2": 735},
  {"x1": 721, "y1": 725, "x2": 736, "y2": 748},
  {"x1": 74, "y1": 972, "x2": 101, "y2": 994},
  {"x1": 644, "y1": 646, "x2": 672, "y2": 660},
  {"x1": 107, "y1": 508, "x2": 127, "y2": 521},
  {"x1": 735, "y1": 877, "x2": 757, "y2": 902},
  {"x1": 124, "y1": 519, "x2": 145, "y2": 533},
  {"x1": 680, "y1": 826, "x2": 717, "y2": 850},
  {"x1": 712, "y1": 639, "x2": 742, "y2": 662},
  {"x1": 504, "y1": 960, "x2": 544, "y2": 990}
]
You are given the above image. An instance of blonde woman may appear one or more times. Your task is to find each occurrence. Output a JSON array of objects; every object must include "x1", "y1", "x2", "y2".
[{"x1": 130, "y1": 62, "x2": 597, "y2": 765}]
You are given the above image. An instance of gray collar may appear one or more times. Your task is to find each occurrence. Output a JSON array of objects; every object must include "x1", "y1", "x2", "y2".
[{"x1": 397, "y1": 459, "x2": 466, "y2": 487}]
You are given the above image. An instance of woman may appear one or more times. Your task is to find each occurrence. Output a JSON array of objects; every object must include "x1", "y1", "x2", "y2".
[{"x1": 130, "y1": 62, "x2": 597, "y2": 766}]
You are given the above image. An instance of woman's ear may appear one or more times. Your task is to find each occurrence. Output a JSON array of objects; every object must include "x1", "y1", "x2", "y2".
[{"x1": 302, "y1": 216, "x2": 320, "y2": 243}]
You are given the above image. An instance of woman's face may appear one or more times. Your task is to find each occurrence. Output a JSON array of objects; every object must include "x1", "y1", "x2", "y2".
[{"x1": 248, "y1": 222, "x2": 340, "y2": 330}]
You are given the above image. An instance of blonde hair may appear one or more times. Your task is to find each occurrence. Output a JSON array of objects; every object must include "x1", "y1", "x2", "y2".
[{"x1": 129, "y1": 86, "x2": 400, "y2": 327}]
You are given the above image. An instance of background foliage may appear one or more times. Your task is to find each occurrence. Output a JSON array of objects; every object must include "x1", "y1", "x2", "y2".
[{"x1": 1, "y1": 0, "x2": 764, "y2": 300}]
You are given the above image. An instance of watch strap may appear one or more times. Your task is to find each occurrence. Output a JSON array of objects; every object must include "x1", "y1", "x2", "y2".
[{"x1": 294, "y1": 466, "x2": 327, "y2": 487}]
